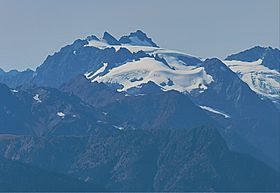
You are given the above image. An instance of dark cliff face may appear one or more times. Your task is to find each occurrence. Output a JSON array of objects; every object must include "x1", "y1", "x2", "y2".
[
  {"x1": 102, "y1": 31, "x2": 121, "y2": 45},
  {"x1": 119, "y1": 30, "x2": 159, "y2": 47},
  {"x1": 0, "y1": 127, "x2": 279, "y2": 192}
]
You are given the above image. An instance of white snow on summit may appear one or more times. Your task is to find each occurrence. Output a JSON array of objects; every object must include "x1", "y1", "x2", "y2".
[
  {"x1": 86, "y1": 40, "x2": 188, "y2": 56},
  {"x1": 85, "y1": 36, "x2": 279, "y2": 106},
  {"x1": 223, "y1": 59, "x2": 280, "y2": 101},
  {"x1": 84, "y1": 40, "x2": 213, "y2": 93},
  {"x1": 91, "y1": 57, "x2": 212, "y2": 93}
]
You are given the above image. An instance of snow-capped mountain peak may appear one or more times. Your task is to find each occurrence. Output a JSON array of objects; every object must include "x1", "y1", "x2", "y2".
[
  {"x1": 224, "y1": 46, "x2": 280, "y2": 107},
  {"x1": 225, "y1": 46, "x2": 280, "y2": 71},
  {"x1": 83, "y1": 33, "x2": 213, "y2": 94},
  {"x1": 223, "y1": 57, "x2": 280, "y2": 105}
]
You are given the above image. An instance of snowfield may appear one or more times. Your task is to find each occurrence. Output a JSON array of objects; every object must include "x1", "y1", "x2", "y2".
[
  {"x1": 223, "y1": 59, "x2": 280, "y2": 101},
  {"x1": 84, "y1": 36, "x2": 280, "y2": 107},
  {"x1": 89, "y1": 57, "x2": 213, "y2": 93},
  {"x1": 85, "y1": 40, "x2": 213, "y2": 93}
]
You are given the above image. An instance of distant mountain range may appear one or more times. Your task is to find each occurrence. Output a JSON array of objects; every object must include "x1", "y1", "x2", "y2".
[{"x1": 0, "y1": 30, "x2": 279, "y2": 191}]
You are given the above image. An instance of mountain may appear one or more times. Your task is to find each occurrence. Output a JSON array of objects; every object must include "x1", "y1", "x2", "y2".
[
  {"x1": 0, "y1": 68, "x2": 34, "y2": 88},
  {"x1": 7, "y1": 30, "x2": 275, "y2": 169},
  {"x1": 0, "y1": 81, "x2": 218, "y2": 136},
  {"x1": 0, "y1": 30, "x2": 279, "y2": 191},
  {"x1": 32, "y1": 39, "x2": 149, "y2": 88},
  {"x1": 61, "y1": 61, "x2": 280, "y2": 169},
  {"x1": 56, "y1": 34, "x2": 279, "y2": 169},
  {"x1": 0, "y1": 127, "x2": 279, "y2": 192},
  {"x1": 119, "y1": 30, "x2": 159, "y2": 47},
  {"x1": 224, "y1": 46, "x2": 280, "y2": 108},
  {"x1": 190, "y1": 58, "x2": 280, "y2": 169},
  {"x1": 0, "y1": 157, "x2": 104, "y2": 192},
  {"x1": 225, "y1": 46, "x2": 280, "y2": 71},
  {"x1": 61, "y1": 78, "x2": 218, "y2": 131},
  {"x1": 82, "y1": 37, "x2": 206, "y2": 94}
]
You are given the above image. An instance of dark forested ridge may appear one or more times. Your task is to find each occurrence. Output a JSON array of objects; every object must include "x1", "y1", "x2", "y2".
[{"x1": 0, "y1": 128, "x2": 279, "y2": 192}]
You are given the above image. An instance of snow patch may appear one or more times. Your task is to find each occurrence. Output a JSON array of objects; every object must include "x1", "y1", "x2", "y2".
[
  {"x1": 85, "y1": 63, "x2": 108, "y2": 79},
  {"x1": 33, "y1": 94, "x2": 42, "y2": 103},
  {"x1": 57, "y1": 112, "x2": 65, "y2": 118},
  {"x1": 135, "y1": 93, "x2": 145, "y2": 96},
  {"x1": 86, "y1": 40, "x2": 190, "y2": 56},
  {"x1": 86, "y1": 40, "x2": 109, "y2": 49},
  {"x1": 84, "y1": 39, "x2": 213, "y2": 94},
  {"x1": 200, "y1": 105, "x2": 230, "y2": 118},
  {"x1": 113, "y1": 125, "x2": 124, "y2": 130},
  {"x1": 97, "y1": 120, "x2": 106, "y2": 124}
]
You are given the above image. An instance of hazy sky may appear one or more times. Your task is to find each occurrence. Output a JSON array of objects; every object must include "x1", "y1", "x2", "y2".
[{"x1": 0, "y1": 0, "x2": 279, "y2": 71}]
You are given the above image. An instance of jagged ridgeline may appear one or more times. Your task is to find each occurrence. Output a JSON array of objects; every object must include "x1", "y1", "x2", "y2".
[{"x1": 0, "y1": 30, "x2": 279, "y2": 191}]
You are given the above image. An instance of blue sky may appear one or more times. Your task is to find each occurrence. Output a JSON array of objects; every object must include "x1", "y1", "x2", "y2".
[{"x1": 0, "y1": 0, "x2": 279, "y2": 71}]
